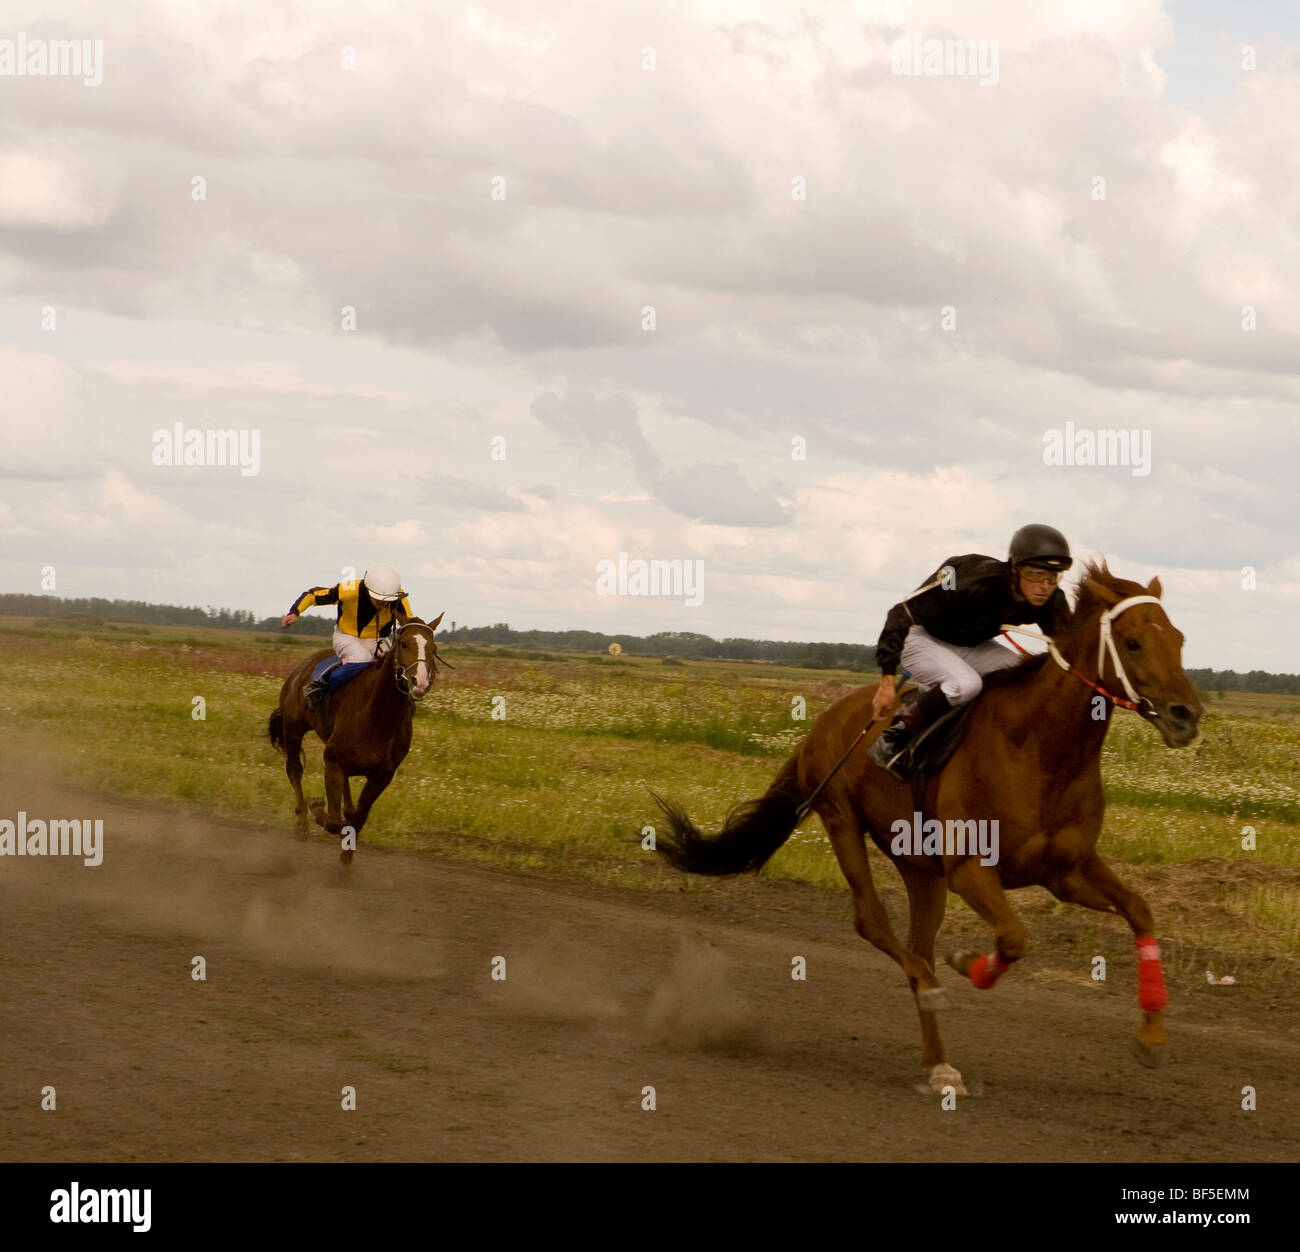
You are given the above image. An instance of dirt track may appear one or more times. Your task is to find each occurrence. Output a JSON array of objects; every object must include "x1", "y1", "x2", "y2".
[{"x1": 2, "y1": 767, "x2": 1297, "y2": 1162}]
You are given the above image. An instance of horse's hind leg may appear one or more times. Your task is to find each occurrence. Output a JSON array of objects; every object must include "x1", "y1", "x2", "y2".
[
  {"x1": 823, "y1": 809, "x2": 949, "y2": 1080},
  {"x1": 897, "y1": 862, "x2": 965, "y2": 1092},
  {"x1": 283, "y1": 725, "x2": 310, "y2": 837},
  {"x1": 900, "y1": 864, "x2": 951, "y2": 1014}
]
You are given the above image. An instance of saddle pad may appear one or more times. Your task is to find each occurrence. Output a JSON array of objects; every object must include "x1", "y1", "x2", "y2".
[{"x1": 310, "y1": 658, "x2": 375, "y2": 690}]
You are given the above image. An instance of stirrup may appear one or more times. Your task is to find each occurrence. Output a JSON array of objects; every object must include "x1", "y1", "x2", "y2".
[{"x1": 868, "y1": 721, "x2": 914, "y2": 778}]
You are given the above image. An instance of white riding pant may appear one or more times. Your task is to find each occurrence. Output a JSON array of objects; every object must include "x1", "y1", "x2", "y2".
[
  {"x1": 332, "y1": 629, "x2": 393, "y2": 664},
  {"x1": 899, "y1": 624, "x2": 1026, "y2": 706}
]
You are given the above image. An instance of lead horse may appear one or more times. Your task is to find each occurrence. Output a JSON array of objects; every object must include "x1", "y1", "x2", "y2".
[
  {"x1": 268, "y1": 614, "x2": 445, "y2": 862},
  {"x1": 650, "y1": 562, "x2": 1202, "y2": 1092}
]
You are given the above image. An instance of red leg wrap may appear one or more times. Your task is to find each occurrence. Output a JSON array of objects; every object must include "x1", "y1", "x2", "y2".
[
  {"x1": 969, "y1": 950, "x2": 1009, "y2": 990},
  {"x1": 1136, "y1": 936, "x2": 1168, "y2": 1013}
]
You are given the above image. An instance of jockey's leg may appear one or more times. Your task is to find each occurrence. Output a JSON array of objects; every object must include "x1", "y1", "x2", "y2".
[
  {"x1": 307, "y1": 630, "x2": 374, "y2": 708},
  {"x1": 869, "y1": 627, "x2": 981, "y2": 776},
  {"x1": 333, "y1": 629, "x2": 379, "y2": 663},
  {"x1": 903, "y1": 627, "x2": 992, "y2": 706},
  {"x1": 963, "y1": 636, "x2": 1030, "y2": 682}
]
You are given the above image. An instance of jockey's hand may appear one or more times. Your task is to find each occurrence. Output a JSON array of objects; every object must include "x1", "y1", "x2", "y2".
[
  {"x1": 872, "y1": 676, "x2": 896, "y2": 721},
  {"x1": 280, "y1": 613, "x2": 298, "y2": 629}
]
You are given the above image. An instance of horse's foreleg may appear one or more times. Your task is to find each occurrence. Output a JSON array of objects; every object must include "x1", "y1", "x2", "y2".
[
  {"x1": 1047, "y1": 854, "x2": 1167, "y2": 1064},
  {"x1": 319, "y1": 751, "x2": 347, "y2": 836},
  {"x1": 347, "y1": 770, "x2": 395, "y2": 838},
  {"x1": 944, "y1": 859, "x2": 1026, "y2": 989}
]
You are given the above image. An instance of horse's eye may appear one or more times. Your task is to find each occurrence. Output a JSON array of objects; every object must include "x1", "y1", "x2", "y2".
[{"x1": 1125, "y1": 638, "x2": 1141, "y2": 652}]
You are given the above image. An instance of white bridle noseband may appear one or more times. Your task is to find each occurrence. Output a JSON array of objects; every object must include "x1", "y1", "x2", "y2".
[{"x1": 1096, "y1": 595, "x2": 1163, "y2": 708}]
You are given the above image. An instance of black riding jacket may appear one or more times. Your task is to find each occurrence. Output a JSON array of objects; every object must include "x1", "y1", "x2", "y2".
[{"x1": 875, "y1": 554, "x2": 1069, "y2": 677}]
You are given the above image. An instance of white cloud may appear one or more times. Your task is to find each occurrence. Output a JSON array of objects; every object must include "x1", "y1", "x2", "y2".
[
  {"x1": 0, "y1": 152, "x2": 119, "y2": 230},
  {"x1": 101, "y1": 470, "x2": 178, "y2": 524},
  {"x1": 0, "y1": 0, "x2": 1295, "y2": 672},
  {"x1": 367, "y1": 519, "x2": 429, "y2": 548}
]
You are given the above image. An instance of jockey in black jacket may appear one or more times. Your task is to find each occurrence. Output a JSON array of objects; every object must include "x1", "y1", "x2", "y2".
[{"x1": 867, "y1": 524, "x2": 1072, "y2": 778}]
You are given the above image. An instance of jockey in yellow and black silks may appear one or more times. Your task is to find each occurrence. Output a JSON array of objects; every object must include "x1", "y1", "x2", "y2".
[{"x1": 280, "y1": 564, "x2": 415, "y2": 706}]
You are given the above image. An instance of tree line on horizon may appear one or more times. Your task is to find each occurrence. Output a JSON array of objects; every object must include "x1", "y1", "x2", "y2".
[{"x1": 2, "y1": 593, "x2": 1297, "y2": 693}]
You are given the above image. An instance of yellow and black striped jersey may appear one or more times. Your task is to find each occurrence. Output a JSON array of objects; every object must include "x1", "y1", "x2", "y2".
[{"x1": 289, "y1": 580, "x2": 413, "y2": 638}]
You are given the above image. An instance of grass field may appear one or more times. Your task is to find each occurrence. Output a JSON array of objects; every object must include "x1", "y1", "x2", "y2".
[{"x1": 3, "y1": 614, "x2": 1298, "y2": 977}]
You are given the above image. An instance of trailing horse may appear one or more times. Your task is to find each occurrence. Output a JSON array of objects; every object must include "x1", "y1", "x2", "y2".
[
  {"x1": 268, "y1": 614, "x2": 445, "y2": 863},
  {"x1": 649, "y1": 562, "x2": 1202, "y2": 1092}
]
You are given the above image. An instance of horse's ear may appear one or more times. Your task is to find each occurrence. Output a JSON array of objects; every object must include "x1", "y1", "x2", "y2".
[
  {"x1": 1147, "y1": 576, "x2": 1162, "y2": 598},
  {"x1": 429, "y1": 611, "x2": 445, "y2": 630},
  {"x1": 1085, "y1": 577, "x2": 1121, "y2": 606}
]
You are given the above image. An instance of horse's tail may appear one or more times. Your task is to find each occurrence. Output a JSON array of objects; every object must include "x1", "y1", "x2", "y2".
[
  {"x1": 268, "y1": 708, "x2": 286, "y2": 755},
  {"x1": 648, "y1": 752, "x2": 805, "y2": 877}
]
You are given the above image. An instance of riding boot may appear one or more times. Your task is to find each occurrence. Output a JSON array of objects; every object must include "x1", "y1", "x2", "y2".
[
  {"x1": 868, "y1": 685, "x2": 954, "y2": 779},
  {"x1": 306, "y1": 661, "x2": 341, "y2": 711}
]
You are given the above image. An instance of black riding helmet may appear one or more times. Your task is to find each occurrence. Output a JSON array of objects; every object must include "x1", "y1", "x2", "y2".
[{"x1": 1009, "y1": 523, "x2": 1071, "y2": 571}]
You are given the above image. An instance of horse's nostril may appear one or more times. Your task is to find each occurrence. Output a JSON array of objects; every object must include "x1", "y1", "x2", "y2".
[{"x1": 1170, "y1": 705, "x2": 1194, "y2": 723}]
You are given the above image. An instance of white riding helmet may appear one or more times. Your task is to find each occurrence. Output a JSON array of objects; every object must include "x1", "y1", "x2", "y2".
[{"x1": 363, "y1": 564, "x2": 404, "y2": 602}]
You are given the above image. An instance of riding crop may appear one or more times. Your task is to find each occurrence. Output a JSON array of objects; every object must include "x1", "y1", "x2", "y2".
[{"x1": 794, "y1": 669, "x2": 911, "y2": 821}]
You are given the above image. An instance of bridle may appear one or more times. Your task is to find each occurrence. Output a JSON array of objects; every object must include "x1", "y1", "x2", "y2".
[
  {"x1": 1001, "y1": 594, "x2": 1163, "y2": 716},
  {"x1": 386, "y1": 620, "x2": 451, "y2": 701}
]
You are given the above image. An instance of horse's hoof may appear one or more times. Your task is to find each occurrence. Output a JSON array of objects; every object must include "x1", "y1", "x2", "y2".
[
  {"x1": 928, "y1": 1063, "x2": 967, "y2": 1095},
  {"x1": 308, "y1": 801, "x2": 326, "y2": 828},
  {"x1": 918, "y1": 986, "x2": 951, "y2": 1013},
  {"x1": 944, "y1": 951, "x2": 974, "y2": 977},
  {"x1": 1130, "y1": 1037, "x2": 1166, "y2": 1068}
]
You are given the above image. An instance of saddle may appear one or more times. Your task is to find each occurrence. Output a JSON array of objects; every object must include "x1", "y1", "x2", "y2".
[{"x1": 896, "y1": 687, "x2": 977, "y2": 811}]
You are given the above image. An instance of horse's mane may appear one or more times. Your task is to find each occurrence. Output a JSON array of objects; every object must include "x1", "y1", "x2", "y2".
[{"x1": 1057, "y1": 558, "x2": 1153, "y2": 646}]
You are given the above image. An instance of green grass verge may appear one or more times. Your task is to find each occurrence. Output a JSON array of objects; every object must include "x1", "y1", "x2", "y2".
[{"x1": 2, "y1": 618, "x2": 1296, "y2": 896}]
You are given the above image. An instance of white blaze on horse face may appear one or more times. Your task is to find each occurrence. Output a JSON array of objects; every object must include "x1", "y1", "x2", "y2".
[{"x1": 414, "y1": 634, "x2": 430, "y2": 695}]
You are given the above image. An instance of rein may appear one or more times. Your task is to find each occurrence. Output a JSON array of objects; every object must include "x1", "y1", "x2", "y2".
[{"x1": 1000, "y1": 593, "x2": 1163, "y2": 715}]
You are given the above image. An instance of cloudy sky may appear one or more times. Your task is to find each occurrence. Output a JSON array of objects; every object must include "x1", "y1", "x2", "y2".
[{"x1": 1, "y1": 0, "x2": 1297, "y2": 670}]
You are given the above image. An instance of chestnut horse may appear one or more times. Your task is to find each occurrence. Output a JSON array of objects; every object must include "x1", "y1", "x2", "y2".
[
  {"x1": 650, "y1": 562, "x2": 1202, "y2": 1093},
  {"x1": 268, "y1": 614, "x2": 445, "y2": 862}
]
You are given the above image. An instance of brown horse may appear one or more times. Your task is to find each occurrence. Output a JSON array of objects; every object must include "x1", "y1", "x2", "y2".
[
  {"x1": 268, "y1": 614, "x2": 445, "y2": 862},
  {"x1": 650, "y1": 562, "x2": 1202, "y2": 1092}
]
